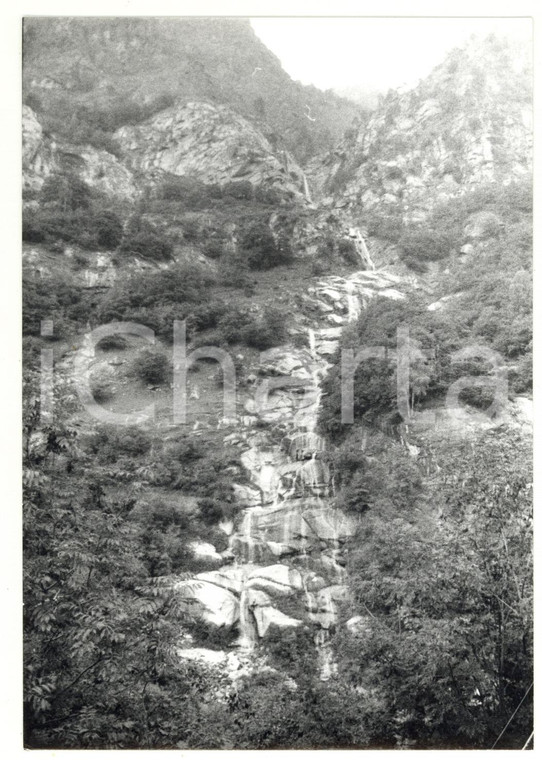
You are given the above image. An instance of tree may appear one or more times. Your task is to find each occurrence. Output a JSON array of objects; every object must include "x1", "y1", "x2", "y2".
[
  {"x1": 40, "y1": 173, "x2": 91, "y2": 212},
  {"x1": 132, "y1": 348, "x2": 171, "y2": 385},
  {"x1": 95, "y1": 210, "x2": 123, "y2": 249},
  {"x1": 23, "y1": 374, "x2": 226, "y2": 748},
  {"x1": 335, "y1": 426, "x2": 532, "y2": 748}
]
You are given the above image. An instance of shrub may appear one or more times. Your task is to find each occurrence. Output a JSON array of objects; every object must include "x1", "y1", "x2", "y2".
[
  {"x1": 187, "y1": 301, "x2": 227, "y2": 333},
  {"x1": 138, "y1": 498, "x2": 190, "y2": 530},
  {"x1": 23, "y1": 204, "x2": 123, "y2": 251},
  {"x1": 399, "y1": 227, "x2": 453, "y2": 262},
  {"x1": 23, "y1": 271, "x2": 85, "y2": 336},
  {"x1": 96, "y1": 264, "x2": 216, "y2": 340},
  {"x1": 85, "y1": 424, "x2": 152, "y2": 462},
  {"x1": 255, "y1": 185, "x2": 282, "y2": 205},
  {"x1": 239, "y1": 307, "x2": 287, "y2": 349},
  {"x1": 365, "y1": 212, "x2": 404, "y2": 243},
  {"x1": 97, "y1": 334, "x2": 128, "y2": 351},
  {"x1": 132, "y1": 347, "x2": 171, "y2": 385},
  {"x1": 90, "y1": 376, "x2": 115, "y2": 402},
  {"x1": 311, "y1": 258, "x2": 327, "y2": 276},
  {"x1": 196, "y1": 498, "x2": 224, "y2": 526},
  {"x1": 182, "y1": 219, "x2": 201, "y2": 241},
  {"x1": 241, "y1": 222, "x2": 293, "y2": 270},
  {"x1": 216, "y1": 249, "x2": 251, "y2": 288},
  {"x1": 40, "y1": 172, "x2": 92, "y2": 212},
  {"x1": 510, "y1": 353, "x2": 532, "y2": 394},
  {"x1": 158, "y1": 176, "x2": 218, "y2": 208},
  {"x1": 223, "y1": 180, "x2": 254, "y2": 200},
  {"x1": 203, "y1": 239, "x2": 225, "y2": 259},
  {"x1": 241, "y1": 221, "x2": 277, "y2": 270},
  {"x1": 22, "y1": 209, "x2": 46, "y2": 243},
  {"x1": 72, "y1": 250, "x2": 90, "y2": 269},
  {"x1": 337, "y1": 238, "x2": 359, "y2": 265},
  {"x1": 120, "y1": 219, "x2": 173, "y2": 260},
  {"x1": 95, "y1": 210, "x2": 124, "y2": 248}
]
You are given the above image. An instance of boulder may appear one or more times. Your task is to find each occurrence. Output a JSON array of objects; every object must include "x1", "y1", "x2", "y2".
[
  {"x1": 188, "y1": 541, "x2": 222, "y2": 563},
  {"x1": 251, "y1": 605, "x2": 302, "y2": 638},
  {"x1": 174, "y1": 579, "x2": 239, "y2": 628},
  {"x1": 303, "y1": 508, "x2": 357, "y2": 543},
  {"x1": 247, "y1": 564, "x2": 304, "y2": 596}
]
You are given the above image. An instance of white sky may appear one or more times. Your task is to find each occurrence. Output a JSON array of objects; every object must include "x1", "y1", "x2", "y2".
[{"x1": 250, "y1": 17, "x2": 532, "y2": 94}]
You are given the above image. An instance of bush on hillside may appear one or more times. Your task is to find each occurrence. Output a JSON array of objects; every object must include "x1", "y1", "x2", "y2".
[
  {"x1": 337, "y1": 238, "x2": 359, "y2": 265},
  {"x1": 158, "y1": 176, "x2": 222, "y2": 208},
  {"x1": 240, "y1": 221, "x2": 293, "y2": 270},
  {"x1": 202, "y1": 239, "x2": 226, "y2": 259},
  {"x1": 85, "y1": 424, "x2": 152, "y2": 463},
  {"x1": 223, "y1": 180, "x2": 254, "y2": 201},
  {"x1": 97, "y1": 334, "x2": 128, "y2": 351},
  {"x1": 132, "y1": 347, "x2": 171, "y2": 385},
  {"x1": 95, "y1": 210, "x2": 124, "y2": 248},
  {"x1": 216, "y1": 249, "x2": 251, "y2": 288},
  {"x1": 399, "y1": 226, "x2": 453, "y2": 263},
  {"x1": 120, "y1": 218, "x2": 173, "y2": 260},
  {"x1": 24, "y1": 177, "x2": 124, "y2": 251},
  {"x1": 40, "y1": 172, "x2": 92, "y2": 212}
]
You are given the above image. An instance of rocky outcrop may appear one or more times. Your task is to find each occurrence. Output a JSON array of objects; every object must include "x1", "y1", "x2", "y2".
[
  {"x1": 115, "y1": 101, "x2": 308, "y2": 198},
  {"x1": 22, "y1": 106, "x2": 138, "y2": 202},
  {"x1": 307, "y1": 35, "x2": 532, "y2": 226}
]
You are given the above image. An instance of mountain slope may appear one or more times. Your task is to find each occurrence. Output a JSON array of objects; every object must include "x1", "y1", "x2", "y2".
[
  {"x1": 23, "y1": 17, "x2": 361, "y2": 164},
  {"x1": 308, "y1": 34, "x2": 532, "y2": 221}
]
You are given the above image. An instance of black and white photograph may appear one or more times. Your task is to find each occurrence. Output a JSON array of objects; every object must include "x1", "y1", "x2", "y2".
[{"x1": 14, "y1": 1, "x2": 534, "y2": 751}]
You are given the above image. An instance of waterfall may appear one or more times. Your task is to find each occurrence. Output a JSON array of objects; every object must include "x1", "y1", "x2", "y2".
[
  {"x1": 357, "y1": 228, "x2": 375, "y2": 271},
  {"x1": 175, "y1": 276, "x2": 365, "y2": 678},
  {"x1": 315, "y1": 629, "x2": 336, "y2": 681},
  {"x1": 302, "y1": 173, "x2": 312, "y2": 203},
  {"x1": 308, "y1": 327, "x2": 316, "y2": 357},
  {"x1": 237, "y1": 581, "x2": 256, "y2": 650},
  {"x1": 349, "y1": 227, "x2": 376, "y2": 271},
  {"x1": 346, "y1": 280, "x2": 361, "y2": 322},
  {"x1": 244, "y1": 509, "x2": 255, "y2": 564}
]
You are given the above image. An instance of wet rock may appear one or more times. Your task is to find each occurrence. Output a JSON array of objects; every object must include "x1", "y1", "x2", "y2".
[
  {"x1": 174, "y1": 578, "x2": 239, "y2": 628},
  {"x1": 284, "y1": 431, "x2": 326, "y2": 460},
  {"x1": 246, "y1": 564, "x2": 304, "y2": 596},
  {"x1": 252, "y1": 605, "x2": 302, "y2": 637},
  {"x1": 188, "y1": 541, "x2": 223, "y2": 563},
  {"x1": 258, "y1": 347, "x2": 312, "y2": 377}
]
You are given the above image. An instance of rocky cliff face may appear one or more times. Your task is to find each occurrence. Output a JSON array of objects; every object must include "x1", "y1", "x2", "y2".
[
  {"x1": 23, "y1": 17, "x2": 360, "y2": 164},
  {"x1": 308, "y1": 35, "x2": 532, "y2": 225},
  {"x1": 23, "y1": 106, "x2": 138, "y2": 202},
  {"x1": 115, "y1": 101, "x2": 308, "y2": 198}
]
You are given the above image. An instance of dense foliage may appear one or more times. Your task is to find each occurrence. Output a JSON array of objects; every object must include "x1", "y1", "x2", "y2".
[{"x1": 332, "y1": 427, "x2": 532, "y2": 749}]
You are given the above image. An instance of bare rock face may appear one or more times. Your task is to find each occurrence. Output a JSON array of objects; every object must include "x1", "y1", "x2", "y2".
[
  {"x1": 22, "y1": 106, "x2": 55, "y2": 195},
  {"x1": 22, "y1": 106, "x2": 138, "y2": 202},
  {"x1": 115, "y1": 101, "x2": 308, "y2": 198},
  {"x1": 307, "y1": 36, "x2": 532, "y2": 229}
]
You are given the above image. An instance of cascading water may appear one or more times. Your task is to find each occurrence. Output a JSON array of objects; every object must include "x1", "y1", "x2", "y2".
[
  {"x1": 177, "y1": 273, "x2": 364, "y2": 679},
  {"x1": 244, "y1": 509, "x2": 255, "y2": 564},
  {"x1": 237, "y1": 575, "x2": 257, "y2": 650},
  {"x1": 346, "y1": 279, "x2": 362, "y2": 322},
  {"x1": 308, "y1": 327, "x2": 316, "y2": 357},
  {"x1": 302, "y1": 173, "x2": 312, "y2": 203},
  {"x1": 349, "y1": 227, "x2": 376, "y2": 271}
]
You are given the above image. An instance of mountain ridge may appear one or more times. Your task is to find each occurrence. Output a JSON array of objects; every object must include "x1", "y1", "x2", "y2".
[{"x1": 23, "y1": 17, "x2": 362, "y2": 165}]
